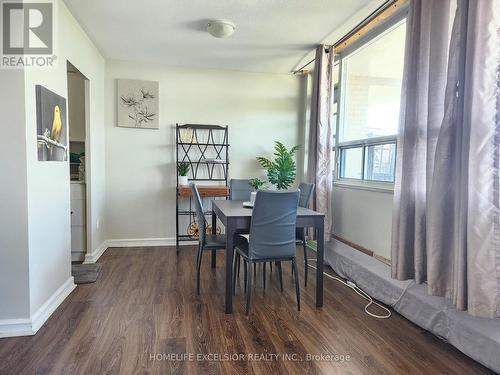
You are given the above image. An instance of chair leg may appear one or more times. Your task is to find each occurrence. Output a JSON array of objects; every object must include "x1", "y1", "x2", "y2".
[
  {"x1": 211, "y1": 250, "x2": 216, "y2": 268},
  {"x1": 195, "y1": 244, "x2": 201, "y2": 270},
  {"x1": 276, "y1": 261, "x2": 283, "y2": 292},
  {"x1": 263, "y1": 262, "x2": 266, "y2": 290},
  {"x1": 233, "y1": 252, "x2": 239, "y2": 296},
  {"x1": 253, "y1": 262, "x2": 257, "y2": 277},
  {"x1": 243, "y1": 260, "x2": 248, "y2": 294},
  {"x1": 246, "y1": 261, "x2": 253, "y2": 315},
  {"x1": 292, "y1": 259, "x2": 301, "y2": 311},
  {"x1": 237, "y1": 255, "x2": 241, "y2": 278},
  {"x1": 196, "y1": 245, "x2": 203, "y2": 295},
  {"x1": 303, "y1": 240, "x2": 308, "y2": 287},
  {"x1": 270, "y1": 262, "x2": 273, "y2": 272}
]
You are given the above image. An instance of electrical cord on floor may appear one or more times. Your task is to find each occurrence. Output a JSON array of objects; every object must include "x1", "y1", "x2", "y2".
[{"x1": 307, "y1": 258, "x2": 392, "y2": 319}]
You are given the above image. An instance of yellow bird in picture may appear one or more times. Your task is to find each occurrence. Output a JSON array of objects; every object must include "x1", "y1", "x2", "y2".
[{"x1": 50, "y1": 105, "x2": 62, "y2": 143}]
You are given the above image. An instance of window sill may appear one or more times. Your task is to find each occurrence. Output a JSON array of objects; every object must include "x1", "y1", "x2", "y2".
[{"x1": 333, "y1": 179, "x2": 394, "y2": 193}]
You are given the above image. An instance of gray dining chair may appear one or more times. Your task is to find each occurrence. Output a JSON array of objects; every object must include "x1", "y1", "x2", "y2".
[
  {"x1": 296, "y1": 182, "x2": 315, "y2": 286},
  {"x1": 233, "y1": 190, "x2": 300, "y2": 315},
  {"x1": 229, "y1": 178, "x2": 253, "y2": 201},
  {"x1": 229, "y1": 178, "x2": 253, "y2": 276},
  {"x1": 191, "y1": 183, "x2": 244, "y2": 295}
]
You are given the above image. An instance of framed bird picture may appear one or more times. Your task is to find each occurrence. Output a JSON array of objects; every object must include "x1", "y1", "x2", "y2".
[{"x1": 35, "y1": 85, "x2": 68, "y2": 161}]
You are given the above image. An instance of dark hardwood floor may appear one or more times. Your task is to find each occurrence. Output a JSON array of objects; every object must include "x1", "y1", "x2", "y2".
[{"x1": 0, "y1": 246, "x2": 493, "y2": 375}]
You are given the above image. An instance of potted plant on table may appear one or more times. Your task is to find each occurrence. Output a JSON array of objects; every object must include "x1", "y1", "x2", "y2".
[
  {"x1": 178, "y1": 162, "x2": 190, "y2": 186},
  {"x1": 257, "y1": 141, "x2": 300, "y2": 190},
  {"x1": 248, "y1": 178, "x2": 266, "y2": 204}
]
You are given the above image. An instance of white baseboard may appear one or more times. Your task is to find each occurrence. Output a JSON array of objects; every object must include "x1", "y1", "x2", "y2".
[
  {"x1": 106, "y1": 237, "x2": 197, "y2": 248},
  {"x1": 0, "y1": 277, "x2": 76, "y2": 338},
  {"x1": 31, "y1": 277, "x2": 76, "y2": 333},
  {"x1": 106, "y1": 237, "x2": 177, "y2": 248},
  {"x1": 84, "y1": 241, "x2": 107, "y2": 264},
  {"x1": 71, "y1": 251, "x2": 85, "y2": 262},
  {"x1": 83, "y1": 238, "x2": 193, "y2": 264},
  {"x1": 0, "y1": 318, "x2": 33, "y2": 338}
]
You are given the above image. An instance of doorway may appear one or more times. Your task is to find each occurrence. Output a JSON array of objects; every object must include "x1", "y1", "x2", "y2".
[{"x1": 67, "y1": 61, "x2": 89, "y2": 263}]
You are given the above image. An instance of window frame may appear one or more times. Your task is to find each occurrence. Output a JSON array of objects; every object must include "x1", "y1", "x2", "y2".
[{"x1": 333, "y1": 8, "x2": 408, "y2": 192}]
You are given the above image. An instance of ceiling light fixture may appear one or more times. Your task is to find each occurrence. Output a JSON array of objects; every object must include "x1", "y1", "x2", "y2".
[{"x1": 206, "y1": 20, "x2": 236, "y2": 39}]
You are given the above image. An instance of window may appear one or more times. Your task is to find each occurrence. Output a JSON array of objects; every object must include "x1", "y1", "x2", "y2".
[
  {"x1": 332, "y1": 62, "x2": 339, "y2": 175},
  {"x1": 335, "y1": 18, "x2": 406, "y2": 184}
]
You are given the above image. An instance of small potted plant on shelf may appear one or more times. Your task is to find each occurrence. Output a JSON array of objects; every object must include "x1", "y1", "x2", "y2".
[
  {"x1": 257, "y1": 141, "x2": 300, "y2": 190},
  {"x1": 248, "y1": 178, "x2": 265, "y2": 204},
  {"x1": 178, "y1": 162, "x2": 190, "y2": 186}
]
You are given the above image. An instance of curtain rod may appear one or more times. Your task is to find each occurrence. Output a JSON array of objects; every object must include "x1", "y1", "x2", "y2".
[
  {"x1": 292, "y1": 0, "x2": 394, "y2": 75},
  {"x1": 292, "y1": 48, "x2": 331, "y2": 75}
]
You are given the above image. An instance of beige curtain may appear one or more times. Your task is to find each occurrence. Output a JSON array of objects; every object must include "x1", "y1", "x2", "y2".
[
  {"x1": 392, "y1": 0, "x2": 500, "y2": 318},
  {"x1": 307, "y1": 45, "x2": 334, "y2": 240}
]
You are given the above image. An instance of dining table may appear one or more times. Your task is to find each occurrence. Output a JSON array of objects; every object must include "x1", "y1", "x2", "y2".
[{"x1": 211, "y1": 199, "x2": 325, "y2": 314}]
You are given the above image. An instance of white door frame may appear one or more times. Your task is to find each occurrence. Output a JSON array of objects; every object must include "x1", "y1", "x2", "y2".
[{"x1": 83, "y1": 78, "x2": 92, "y2": 258}]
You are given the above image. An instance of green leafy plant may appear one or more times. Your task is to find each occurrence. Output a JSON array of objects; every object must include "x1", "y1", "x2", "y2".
[
  {"x1": 257, "y1": 141, "x2": 300, "y2": 190},
  {"x1": 177, "y1": 162, "x2": 190, "y2": 176},
  {"x1": 248, "y1": 178, "x2": 266, "y2": 191}
]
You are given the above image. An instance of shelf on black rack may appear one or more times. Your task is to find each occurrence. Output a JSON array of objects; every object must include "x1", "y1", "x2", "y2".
[
  {"x1": 177, "y1": 160, "x2": 229, "y2": 164},
  {"x1": 177, "y1": 124, "x2": 226, "y2": 130},
  {"x1": 177, "y1": 185, "x2": 229, "y2": 198},
  {"x1": 178, "y1": 209, "x2": 213, "y2": 216},
  {"x1": 177, "y1": 235, "x2": 198, "y2": 241},
  {"x1": 178, "y1": 142, "x2": 230, "y2": 147}
]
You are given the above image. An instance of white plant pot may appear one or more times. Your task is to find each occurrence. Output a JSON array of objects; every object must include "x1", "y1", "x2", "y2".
[
  {"x1": 178, "y1": 175, "x2": 189, "y2": 186},
  {"x1": 250, "y1": 191, "x2": 257, "y2": 204}
]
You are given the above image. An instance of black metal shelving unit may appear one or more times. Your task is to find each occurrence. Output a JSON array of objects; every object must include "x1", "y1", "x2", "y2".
[{"x1": 175, "y1": 124, "x2": 229, "y2": 253}]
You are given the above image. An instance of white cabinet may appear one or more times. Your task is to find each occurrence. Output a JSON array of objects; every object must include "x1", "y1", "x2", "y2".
[{"x1": 71, "y1": 182, "x2": 86, "y2": 261}]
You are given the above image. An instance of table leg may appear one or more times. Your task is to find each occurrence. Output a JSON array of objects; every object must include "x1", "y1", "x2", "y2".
[
  {"x1": 211, "y1": 210, "x2": 217, "y2": 268},
  {"x1": 316, "y1": 219, "x2": 324, "y2": 308},
  {"x1": 225, "y1": 220, "x2": 235, "y2": 314}
]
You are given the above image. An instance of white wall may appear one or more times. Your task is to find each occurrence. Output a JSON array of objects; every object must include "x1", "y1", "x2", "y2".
[
  {"x1": 0, "y1": 69, "x2": 30, "y2": 321},
  {"x1": 105, "y1": 61, "x2": 302, "y2": 241},
  {"x1": 332, "y1": 186, "x2": 393, "y2": 259},
  {"x1": 67, "y1": 73, "x2": 86, "y2": 142},
  {"x1": 22, "y1": 0, "x2": 106, "y2": 318}
]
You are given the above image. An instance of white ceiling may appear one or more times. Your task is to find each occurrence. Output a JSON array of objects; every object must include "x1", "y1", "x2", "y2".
[{"x1": 64, "y1": 0, "x2": 382, "y2": 74}]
